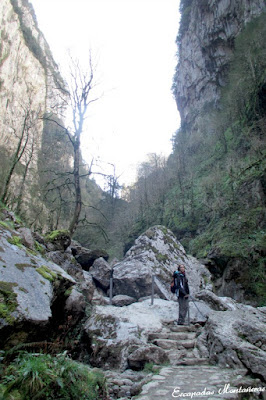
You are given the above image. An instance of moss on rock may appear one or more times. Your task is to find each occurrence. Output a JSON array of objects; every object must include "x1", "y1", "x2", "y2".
[
  {"x1": 36, "y1": 265, "x2": 57, "y2": 282},
  {"x1": 0, "y1": 281, "x2": 18, "y2": 324}
]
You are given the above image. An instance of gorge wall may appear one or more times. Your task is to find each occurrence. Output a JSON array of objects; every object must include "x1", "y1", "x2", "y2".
[
  {"x1": 170, "y1": 0, "x2": 266, "y2": 304},
  {"x1": 0, "y1": 0, "x2": 69, "y2": 226},
  {"x1": 173, "y1": 0, "x2": 266, "y2": 130}
]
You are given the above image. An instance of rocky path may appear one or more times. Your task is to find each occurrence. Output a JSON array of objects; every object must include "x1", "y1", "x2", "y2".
[
  {"x1": 133, "y1": 323, "x2": 251, "y2": 400},
  {"x1": 133, "y1": 364, "x2": 247, "y2": 400}
]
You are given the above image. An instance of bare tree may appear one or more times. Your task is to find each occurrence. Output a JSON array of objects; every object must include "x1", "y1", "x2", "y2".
[
  {"x1": 45, "y1": 53, "x2": 100, "y2": 236},
  {"x1": 1, "y1": 102, "x2": 40, "y2": 205}
]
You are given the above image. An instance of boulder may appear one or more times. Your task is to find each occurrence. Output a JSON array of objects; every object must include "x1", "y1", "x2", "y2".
[
  {"x1": 17, "y1": 227, "x2": 35, "y2": 250},
  {"x1": 32, "y1": 231, "x2": 46, "y2": 245},
  {"x1": 112, "y1": 295, "x2": 136, "y2": 307},
  {"x1": 194, "y1": 289, "x2": 238, "y2": 311},
  {"x1": 65, "y1": 287, "x2": 86, "y2": 319},
  {"x1": 200, "y1": 304, "x2": 266, "y2": 381},
  {"x1": 127, "y1": 344, "x2": 168, "y2": 370},
  {"x1": 84, "y1": 298, "x2": 212, "y2": 370},
  {"x1": 45, "y1": 230, "x2": 71, "y2": 251},
  {"x1": 79, "y1": 271, "x2": 96, "y2": 302},
  {"x1": 90, "y1": 257, "x2": 112, "y2": 290},
  {"x1": 45, "y1": 250, "x2": 83, "y2": 280},
  {"x1": 112, "y1": 225, "x2": 212, "y2": 300},
  {"x1": 0, "y1": 226, "x2": 76, "y2": 347},
  {"x1": 75, "y1": 249, "x2": 109, "y2": 271}
]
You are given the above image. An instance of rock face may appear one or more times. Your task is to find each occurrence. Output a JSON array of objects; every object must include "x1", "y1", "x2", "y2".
[
  {"x1": 0, "y1": 224, "x2": 76, "y2": 347},
  {"x1": 173, "y1": 0, "x2": 266, "y2": 128},
  {"x1": 0, "y1": 0, "x2": 67, "y2": 223},
  {"x1": 198, "y1": 304, "x2": 266, "y2": 381},
  {"x1": 112, "y1": 226, "x2": 212, "y2": 300}
]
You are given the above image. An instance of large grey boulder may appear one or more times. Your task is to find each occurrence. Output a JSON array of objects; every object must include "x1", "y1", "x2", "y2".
[
  {"x1": 17, "y1": 227, "x2": 35, "y2": 250},
  {"x1": 84, "y1": 298, "x2": 212, "y2": 370},
  {"x1": 194, "y1": 289, "x2": 238, "y2": 311},
  {"x1": 90, "y1": 257, "x2": 112, "y2": 291},
  {"x1": 199, "y1": 304, "x2": 266, "y2": 381},
  {"x1": 0, "y1": 226, "x2": 76, "y2": 347},
  {"x1": 112, "y1": 225, "x2": 212, "y2": 300},
  {"x1": 45, "y1": 230, "x2": 71, "y2": 251},
  {"x1": 74, "y1": 247, "x2": 109, "y2": 271},
  {"x1": 79, "y1": 271, "x2": 96, "y2": 302},
  {"x1": 65, "y1": 287, "x2": 86, "y2": 321},
  {"x1": 127, "y1": 344, "x2": 168, "y2": 370}
]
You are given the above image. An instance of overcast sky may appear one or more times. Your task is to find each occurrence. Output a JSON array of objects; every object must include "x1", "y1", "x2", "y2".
[{"x1": 30, "y1": 0, "x2": 180, "y2": 186}]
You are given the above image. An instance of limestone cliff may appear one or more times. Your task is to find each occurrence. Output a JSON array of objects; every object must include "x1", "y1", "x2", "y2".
[
  {"x1": 167, "y1": 0, "x2": 266, "y2": 304},
  {"x1": 0, "y1": 0, "x2": 67, "y2": 223},
  {"x1": 173, "y1": 0, "x2": 266, "y2": 129}
]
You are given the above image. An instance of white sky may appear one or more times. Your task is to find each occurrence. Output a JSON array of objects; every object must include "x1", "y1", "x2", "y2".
[{"x1": 30, "y1": 0, "x2": 180, "y2": 187}]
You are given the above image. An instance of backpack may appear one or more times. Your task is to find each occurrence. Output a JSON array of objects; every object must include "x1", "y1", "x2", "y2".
[
  {"x1": 170, "y1": 277, "x2": 176, "y2": 293},
  {"x1": 170, "y1": 270, "x2": 179, "y2": 294}
]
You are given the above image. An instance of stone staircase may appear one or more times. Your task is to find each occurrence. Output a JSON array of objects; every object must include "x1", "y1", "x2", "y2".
[
  {"x1": 148, "y1": 322, "x2": 208, "y2": 366},
  {"x1": 132, "y1": 323, "x2": 263, "y2": 400}
]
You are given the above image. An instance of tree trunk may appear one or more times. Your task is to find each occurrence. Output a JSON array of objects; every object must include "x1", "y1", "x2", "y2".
[{"x1": 68, "y1": 141, "x2": 82, "y2": 236}]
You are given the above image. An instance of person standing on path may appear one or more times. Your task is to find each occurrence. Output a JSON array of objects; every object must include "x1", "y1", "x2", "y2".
[{"x1": 173, "y1": 265, "x2": 190, "y2": 325}]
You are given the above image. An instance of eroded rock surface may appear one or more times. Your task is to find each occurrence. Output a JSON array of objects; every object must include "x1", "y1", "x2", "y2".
[{"x1": 112, "y1": 225, "x2": 212, "y2": 300}]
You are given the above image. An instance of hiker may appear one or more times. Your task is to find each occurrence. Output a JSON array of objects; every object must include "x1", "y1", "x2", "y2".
[{"x1": 173, "y1": 265, "x2": 190, "y2": 325}]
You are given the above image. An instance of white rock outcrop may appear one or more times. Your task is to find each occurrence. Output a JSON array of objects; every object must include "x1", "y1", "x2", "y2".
[{"x1": 112, "y1": 225, "x2": 212, "y2": 300}]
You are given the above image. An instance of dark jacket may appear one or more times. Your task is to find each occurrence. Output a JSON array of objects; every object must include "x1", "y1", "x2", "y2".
[{"x1": 173, "y1": 271, "x2": 189, "y2": 297}]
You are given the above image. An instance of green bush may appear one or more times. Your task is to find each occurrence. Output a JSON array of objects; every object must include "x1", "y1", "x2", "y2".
[{"x1": 0, "y1": 352, "x2": 108, "y2": 400}]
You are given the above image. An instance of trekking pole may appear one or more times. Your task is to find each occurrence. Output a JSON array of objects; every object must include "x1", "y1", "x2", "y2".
[
  {"x1": 109, "y1": 269, "x2": 114, "y2": 305},
  {"x1": 151, "y1": 275, "x2": 155, "y2": 305},
  {"x1": 188, "y1": 295, "x2": 206, "y2": 319},
  {"x1": 187, "y1": 297, "x2": 190, "y2": 325}
]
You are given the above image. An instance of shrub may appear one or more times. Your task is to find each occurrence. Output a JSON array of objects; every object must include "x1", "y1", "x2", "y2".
[{"x1": 0, "y1": 352, "x2": 108, "y2": 400}]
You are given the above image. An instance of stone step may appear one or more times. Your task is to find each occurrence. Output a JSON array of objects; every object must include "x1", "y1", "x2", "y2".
[
  {"x1": 172, "y1": 357, "x2": 209, "y2": 366},
  {"x1": 170, "y1": 324, "x2": 199, "y2": 333},
  {"x1": 152, "y1": 338, "x2": 196, "y2": 350},
  {"x1": 148, "y1": 331, "x2": 196, "y2": 341}
]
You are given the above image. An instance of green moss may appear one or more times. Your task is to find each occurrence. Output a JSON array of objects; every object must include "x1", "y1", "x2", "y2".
[
  {"x1": 7, "y1": 236, "x2": 22, "y2": 248},
  {"x1": 0, "y1": 220, "x2": 14, "y2": 230},
  {"x1": 18, "y1": 287, "x2": 28, "y2": 294},
  {"x1": 26, "y1": 249, "x2": 37, "y2": 257},
  {"x1": 36, "y1": 266, "x2": 57, "y2": 282},
  {"x1": 64, "y1": 287, "x2": 73, "y2": 297},
  {"x1": 156, "y1": 253, "x2": 168, "y2": 263},
  {"x1": 15, "y1": 264, "x2": 33, "y2": 271},
  {"x1": 45, "y1": 229, "x2": 70, "y2": 242},
  {"x1": 143, "y1": 362, "x2": 160, "y2": 374},
  {"x1": 0, "y1": 281, "x2": 18, "y2": 324},
  {"x1": 34, "y1": 241, "x2": 45, "y2": 255}
]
